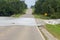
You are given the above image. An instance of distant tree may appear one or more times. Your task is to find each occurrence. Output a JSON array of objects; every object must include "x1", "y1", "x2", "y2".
[{"x1": 31, "y1": 6, "x2": 35, "y2": 8}]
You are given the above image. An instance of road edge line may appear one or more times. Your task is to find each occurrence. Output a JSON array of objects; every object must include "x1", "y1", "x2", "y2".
[{"x1": 36, "y1": 26, "x2": 45, "y2": 40}]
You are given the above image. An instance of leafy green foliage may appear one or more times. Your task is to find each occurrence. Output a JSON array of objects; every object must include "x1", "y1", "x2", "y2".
[
  {"x1": 0, "y1": 0, "x2": 27, "y2": 16},
  {"x1": 34, "y1": 0, "x2": 60, "y2": 19}
]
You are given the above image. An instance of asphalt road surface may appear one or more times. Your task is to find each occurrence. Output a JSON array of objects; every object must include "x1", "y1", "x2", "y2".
[{"x1": 0, "y1": 9, "x2": 45, "y2": 40}]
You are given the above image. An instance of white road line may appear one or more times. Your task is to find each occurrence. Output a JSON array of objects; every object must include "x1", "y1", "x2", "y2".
[{"x1": 36, "y1": 26, "x2": 45, "y2": 40}]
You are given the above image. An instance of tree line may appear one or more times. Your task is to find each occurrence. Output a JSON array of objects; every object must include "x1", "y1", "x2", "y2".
[
  {"x1": 0, "y1": 0, "x2": 27, "y2": 16},
  {"x1": 34, "y1": 0, "x2": 60, "y2": 19}
]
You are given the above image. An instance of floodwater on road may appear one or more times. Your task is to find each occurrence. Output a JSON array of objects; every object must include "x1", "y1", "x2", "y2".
[
  {"x1": 0, "y1": 17, "x2": 37, "y2": 26},
  {"x1": 0, "y1": 9, "x2": 37, "y2": 26}
]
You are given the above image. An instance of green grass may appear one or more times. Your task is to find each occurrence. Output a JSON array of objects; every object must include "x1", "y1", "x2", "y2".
[
  {"x1": 12, "y1": 9, "x2": 27, "y2": 18},
  {"x1": 33, "y1": 14, "x2": 50, "y2": 19},
  {"x1": 45, "y1": 24, "x2": 60, "y2": 40},
  {"x1": 12, "y1": 13, "x2": 24, "y2": 18}
]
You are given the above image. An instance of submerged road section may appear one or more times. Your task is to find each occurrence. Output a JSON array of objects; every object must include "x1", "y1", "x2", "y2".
[{"x1": 0, "y1": 9, "x2": 45, "y2": 40}]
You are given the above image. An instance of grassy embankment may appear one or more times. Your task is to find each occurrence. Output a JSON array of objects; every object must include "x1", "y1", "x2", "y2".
[
  {"x1": 12, "y1": 9, "x2": 26, "y2": 18},
  {"x1": 12, "y1": 13, "x2": 24, "y2": 18},
  {"x1": 33, "y1": 14, "x2": 50, "y2": 19},
  {"x1": 45, "y1": 24, "x2": 60, "y2": 40}
]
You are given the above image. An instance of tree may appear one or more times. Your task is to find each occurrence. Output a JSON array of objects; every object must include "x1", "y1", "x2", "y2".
[
  {"x1": 34, "y1": 0, "x2": 60, "y2": 18},
  {"x1": 0, "y1": 0, "x2": 27, "y2": 16}
]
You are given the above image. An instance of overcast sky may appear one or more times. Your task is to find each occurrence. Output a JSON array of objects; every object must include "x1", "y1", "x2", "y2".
[{"x1": 25, "y1": 0, "x2": 36, "y2": 8}]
